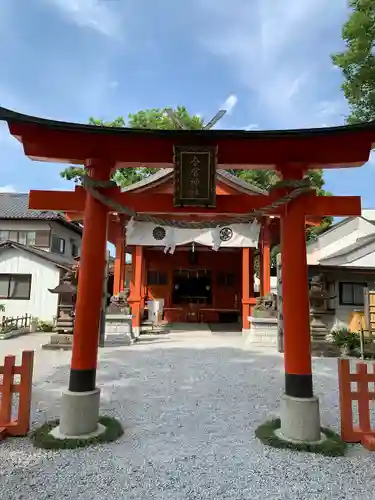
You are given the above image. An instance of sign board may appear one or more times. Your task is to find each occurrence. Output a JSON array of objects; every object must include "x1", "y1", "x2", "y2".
[
  {"x1": 276, "y1": 253, "x2": 284, "y2": 353},
  {"x1": 147, "y1": 299, "x2": 164, "y2": 325},
  {"x1": 173, "y1": 145, "x2": 217, "y2": 207}
]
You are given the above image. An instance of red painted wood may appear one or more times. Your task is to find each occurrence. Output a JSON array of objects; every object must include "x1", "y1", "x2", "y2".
[
  {"x1": 9, "y1": 120, "x2": 374, "y2": 168},
  {"x1": 29, "y1": 188, "x2": 361, "y2": 218},
  {"x1": 143, "y1": 247, "x2": 242, "y2": 323}
]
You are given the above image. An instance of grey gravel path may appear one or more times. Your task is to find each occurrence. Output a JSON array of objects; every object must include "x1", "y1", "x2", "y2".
[{"x1": 0, "y1": 328, "x2": 375, "y2": 500}]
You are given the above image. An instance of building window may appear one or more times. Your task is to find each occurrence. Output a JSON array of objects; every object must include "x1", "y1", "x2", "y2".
[
  {"x1": 217, "y1": 273, "x2": 235, "y2": 286},
  {"x1": 71, "y1": 241, "x2": 79, "y2": 258},
  {"x1": 147, "y1": 271, "x2": 168, "y2": 286},
  {"x1": 0, "y1": 274, "x2": 32, "y2": 300},
  {"x1": 51, "y1": 235, "x2": 66, "y2": 254},
  {"x1": 0, "y1": 230, "x2": 37, "y2": 246},
  {"x1": 339, "y1": 282, "x2": 367, "y2": 306}
]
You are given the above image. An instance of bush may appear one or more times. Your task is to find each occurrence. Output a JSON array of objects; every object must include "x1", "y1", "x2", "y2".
[
  {"x1": 330, "y1": 326, "x2": 360, "y2": 351},
  {"x1": 37, "y1": 320, "x2": 54, "y2": 332}
]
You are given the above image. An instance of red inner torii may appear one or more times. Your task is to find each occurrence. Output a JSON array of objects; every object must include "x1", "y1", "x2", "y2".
[
  {"x1": 63, "y1": 180, "x2": 322, "y2": 332},
  {"x1": 1, "y1": 105, "x2": 371, "y2": 442}
]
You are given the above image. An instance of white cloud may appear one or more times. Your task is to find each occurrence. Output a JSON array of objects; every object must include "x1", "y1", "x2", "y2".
[
  {"x1": 45, "y1": 0, "x2": 124, "y2": 39},
  {"x1": 195, "y1": 0, "x2": 348, "y2": 128},
  {"x1": 221, "y1": 94, "x2": 238, "y2": 114},
  {"x1": 0, "y1": 185, "x2": 16, "y2": 193},
  {"x1": 109, "y1": 80, "x2": 119, "y2": 89},
  {"x1": 244, "y1": 123, "x2": 259, "y2": 131}
]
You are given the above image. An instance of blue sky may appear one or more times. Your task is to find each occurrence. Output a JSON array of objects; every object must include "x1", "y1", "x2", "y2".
[{"x1": 0, "y1": 0, "x2": 373, "y2": 208}]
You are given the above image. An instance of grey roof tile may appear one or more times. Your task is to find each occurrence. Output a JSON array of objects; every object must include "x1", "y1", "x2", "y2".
[{"x1": 0, "y1": 193, "x2": 82, "y2": 234}]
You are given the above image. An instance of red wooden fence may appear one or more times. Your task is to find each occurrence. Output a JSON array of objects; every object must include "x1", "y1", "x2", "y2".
[
  {"x1": 0, "y1": 350, "x2": 34, "y2": 440},
  {"x1": 338, "y1": 358, "x2": 375, "y2": 450}
]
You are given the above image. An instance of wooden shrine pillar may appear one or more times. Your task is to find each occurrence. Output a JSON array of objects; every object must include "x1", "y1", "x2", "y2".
[
  {"x1": 113, "y1": 232, "x2": 125, "y2": 296},
  {"x1": 277, "y1": 166, "x2": 321, "y2": 443},
  {"x1": 55, "y1": 158, "x2": 113, "y2": 438},
  {"x1": 259, "y1": 220, "x2": 271, "y2": 296},
  {"x1": 68, "y1": 160, "x2": 111, "y2": 394},
  {"x1": 129, "y1": 245, "x2": 143, "y2": 337},
  {"x1": 140, "y1": 255, "x2": 147, "y2": 312},
  {"x1": 242, "y1": 247, "x2": 255, "y2": 330},
  {"x1": 281, "y1": 197, "x2": 312, "y2": 398}
]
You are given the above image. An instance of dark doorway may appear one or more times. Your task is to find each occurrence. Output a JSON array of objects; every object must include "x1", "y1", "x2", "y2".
[{"x1": 172, "y1": 269, "x2": 212, "y2": 305}]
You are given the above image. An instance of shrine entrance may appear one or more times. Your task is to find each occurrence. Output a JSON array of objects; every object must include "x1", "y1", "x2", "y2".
[
  {"x1": 0, "y1": 104, "x2": 368, "y2": 445},
  {"x1": 143, "y1": 244, "x2": 243, "y2": 325},
  {"x1": 172, "y1": 269, "x2": 212, "y2": 307}
]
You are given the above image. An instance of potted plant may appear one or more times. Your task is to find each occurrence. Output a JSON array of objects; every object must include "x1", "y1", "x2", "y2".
[{"x1": 329, "y1": 325, "x2": 360, "y2": 355}]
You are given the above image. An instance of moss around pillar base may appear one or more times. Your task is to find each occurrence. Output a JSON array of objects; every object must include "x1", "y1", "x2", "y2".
[
  {"x1": 30, "y1": 416, "x2": 124, "y2": 450},
  {"x1": 255, "y1": 418, "x2": 346, "y2": 456}
]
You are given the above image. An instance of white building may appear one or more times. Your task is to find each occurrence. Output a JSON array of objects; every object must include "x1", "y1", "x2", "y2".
[
  {"x1": 0, "y1": 193, "x2": 82, "y2": 321},
  {"x1": 306, "y1": 209, "x2": 375, "y2": 328}
]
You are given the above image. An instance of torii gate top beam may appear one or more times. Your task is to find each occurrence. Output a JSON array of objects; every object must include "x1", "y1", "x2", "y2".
[{"x1": 1, "y1": 107, "x2": 375, "y2": 169}]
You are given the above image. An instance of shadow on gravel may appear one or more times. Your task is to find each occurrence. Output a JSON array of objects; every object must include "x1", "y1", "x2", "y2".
[
  {"x1": 30, "y1": 344, "x2": 340, "y2": 434},
  {"x1": 2, "y1": 343, "x2": 371, "y2": 500}
]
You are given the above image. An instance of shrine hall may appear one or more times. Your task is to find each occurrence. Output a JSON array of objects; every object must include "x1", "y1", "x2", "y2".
[{"x1": 119, "y1": 168, "x2": 275, "y2": 332}]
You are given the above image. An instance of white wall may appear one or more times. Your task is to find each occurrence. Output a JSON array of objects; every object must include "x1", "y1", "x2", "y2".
[
  {"x1": 254, "y1": 276, "x2": 277, "y2": 294},
  {"x1": 0, "y1": 219, "x2": 82, "y2": 258},
  {"x1": 332, "y1": 273, "x2": 375, "y2": 327},
  {"x1": 0, "y1": 248, "x2": 60, "y2": 321},
  {"x1": 49, "y1": 221, "x2": 81, "y2": 258},
  {"x1": 307, "y1": 217, "x2": 375, "y2": 266}
]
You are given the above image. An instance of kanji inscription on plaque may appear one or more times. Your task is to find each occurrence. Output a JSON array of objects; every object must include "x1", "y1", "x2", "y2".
[{"x1": 173, "y1": 145, "x2": 217, "y2": 207}]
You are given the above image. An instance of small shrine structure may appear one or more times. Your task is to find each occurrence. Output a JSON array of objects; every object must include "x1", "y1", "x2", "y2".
[{"x1": 0, "y1": 105, "x2": 370, "y2": 445}]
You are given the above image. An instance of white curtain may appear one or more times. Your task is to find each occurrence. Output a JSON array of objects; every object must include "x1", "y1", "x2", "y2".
[{"x1": 126, "y1": 220, "x2": 260, "y2": 254}]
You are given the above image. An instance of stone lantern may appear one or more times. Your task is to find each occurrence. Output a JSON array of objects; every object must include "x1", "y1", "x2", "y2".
[
  {"x1": 309, "y1": 273, "x2": 337, "y2": 356},
  {"x1": 42, "y1": 270, "x2": 77, "y2": 350}
]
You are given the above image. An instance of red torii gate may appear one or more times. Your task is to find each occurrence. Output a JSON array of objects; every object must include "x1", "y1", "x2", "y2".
[{"x1": 0, "y1": 106, "x2": 371, "y2": 443}]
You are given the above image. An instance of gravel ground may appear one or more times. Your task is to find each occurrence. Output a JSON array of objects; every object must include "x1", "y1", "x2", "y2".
[{"x1": 1, "y1": 327, "x2": 375, "y2": 500}]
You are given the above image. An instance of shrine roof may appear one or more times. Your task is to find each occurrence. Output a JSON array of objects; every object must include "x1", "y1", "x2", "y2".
[
  {"x1": 2, "y1": 107, "x2": 375, "y2": 168},
  {"x1": 121, "y1": 168, "x2": 267, "y2": 195}
]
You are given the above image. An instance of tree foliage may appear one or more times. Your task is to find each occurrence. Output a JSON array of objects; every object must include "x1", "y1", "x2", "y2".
[
  {"x1": 332, "y1": 0, "x2": 375, "y2": 123},
  {"x1": 60, "y1": 107, "x2": 204, "y2": 186}
]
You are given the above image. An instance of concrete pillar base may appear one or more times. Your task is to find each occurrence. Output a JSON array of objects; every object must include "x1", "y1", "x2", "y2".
[
  {"x1": 59, "y1": 388, "x2": 101, "y2": 437},
  {"x1": 50, "y1": 422, "x2": 106, "y2": 440},
  {"x1": 280, "y1": 394, "x2": 321, "y2": 442}
]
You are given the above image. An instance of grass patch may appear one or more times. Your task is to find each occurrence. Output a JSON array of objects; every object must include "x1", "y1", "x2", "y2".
[
  {"x1": 30, "y1": 416, "x2": 124, "y2": 450},
  {"x1": 255, "y1": 418, "x2": 347, "y2": 457}
]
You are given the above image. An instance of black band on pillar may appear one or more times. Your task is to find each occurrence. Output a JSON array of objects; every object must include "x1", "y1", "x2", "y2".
[
  {"x1": 285, "y1": 373, "x2": 313, "y2": 398},
  {"x1": 69, "y1": 368, "x2": 96, "y2": 392}
]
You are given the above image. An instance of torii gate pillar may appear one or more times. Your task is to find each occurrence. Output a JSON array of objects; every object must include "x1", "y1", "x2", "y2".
[
  {"x1": 277, "y1": 168, "x2": 322, "y2": 442},
  {"x1": 280, "y1": 196, "x2": 321, "y2": 441},
  {"x1": 58, "y1": 159, "x2": 112, "y2": 438}
]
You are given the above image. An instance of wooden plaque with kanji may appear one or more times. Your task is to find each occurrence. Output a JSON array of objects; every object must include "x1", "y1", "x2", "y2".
[{"x1": 173, "y1": 145, "x2": 217, "y2": 207}]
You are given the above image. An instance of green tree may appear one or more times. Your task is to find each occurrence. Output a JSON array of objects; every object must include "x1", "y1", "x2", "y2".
[
  {"x1": 60, "y1": 107, "x2": 204, "y2": 186},
  {"x1": 332, "y1": 0, "x2": 375, "y2": 123}
]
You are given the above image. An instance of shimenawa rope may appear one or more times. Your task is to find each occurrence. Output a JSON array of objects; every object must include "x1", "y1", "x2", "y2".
[{"x1": 80, "y1": 176, "x2": 314, "y2": 229}]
